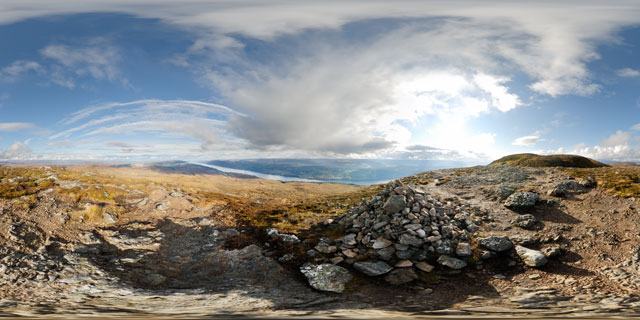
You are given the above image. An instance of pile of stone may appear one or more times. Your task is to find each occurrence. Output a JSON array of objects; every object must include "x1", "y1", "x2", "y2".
[
  {"x1": 298, "y1": 180, "x2": 557, "y2": 292},
  {"x1": 306, "y1": 180, "x2": 486, "y2": 286}
]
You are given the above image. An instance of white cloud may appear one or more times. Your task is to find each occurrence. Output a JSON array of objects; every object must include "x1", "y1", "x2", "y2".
[
  {"x1": 601, "y1": 130, "x2": 632, "y2": 147},
  {"x1": 41, "y1": 40, "x2": 124, "y2": 87},
  {"x1": 631, "y1": 123, "x2": 640, "y2": 131},
  {"x1": 50, "y1": 99, "x2": 241, "y2": 152},
  {"x1": 0, "y1": 122, "x2": 36, "y2": 132},
  {"x1": 0, "y1": 0, "x2": 636, "y2": 97},
  {"x1": 0, "y1": 60, "x2": 41, "y2": 81},
  {"x1": 0, "y1": 141, "x2": 33, "y2": 160},
  {"x1": 617, "y1": 67, "x2": 640, "y2": 78},
  {"x1": 570, "y1": 131, "x2": 640, "y2": 161},
  {"x1": 513, "y1": 135, "x2": 542, "y2": 146},
  {"x1": 3, "y1": 1, "x2": 640, "y2": 159},
  {"x1": 473, "y1": 74, "x2": 520, "y2": 112}
]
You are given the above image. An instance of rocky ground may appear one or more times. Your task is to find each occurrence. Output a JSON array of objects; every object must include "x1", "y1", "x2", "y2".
[{"x1": 1, "y1": 164, "x2": 640, "y2": 318}]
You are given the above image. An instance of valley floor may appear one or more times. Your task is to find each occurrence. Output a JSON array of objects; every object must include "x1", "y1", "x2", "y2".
[{"x1": 1, "y1": 164, "x2": 640, "y2": 318}]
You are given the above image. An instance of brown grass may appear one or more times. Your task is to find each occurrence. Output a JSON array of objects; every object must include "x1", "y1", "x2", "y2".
[{"x1": 564, "y1": 166, "x2": 640, "y2": 198}]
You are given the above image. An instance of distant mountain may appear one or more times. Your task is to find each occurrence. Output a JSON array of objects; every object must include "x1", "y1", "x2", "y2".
[
  {"x1": 207, "y1": 159, "x2": 479, "y2": 184},
  {"x1": 490, "y1": 153, "x2": 607, "y2": 168},
  {"x1": 610, "y1": 161, "x2": 640, "y2": 167},
  {"x1": 145, "y1": 161, "x2": 256, "y2": 178}
]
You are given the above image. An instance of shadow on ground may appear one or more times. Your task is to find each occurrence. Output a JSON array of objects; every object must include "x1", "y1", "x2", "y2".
[{"x1": 63, "y1": 216, "x2": 514, "y2": 316}]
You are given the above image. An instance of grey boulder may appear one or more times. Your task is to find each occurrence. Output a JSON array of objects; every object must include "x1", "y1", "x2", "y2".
[
  {"x1": 511, "y1": 214, "x2": 538, "y2": 229},
  {"x1": 300, "y1": 263, "x2": 352, "y2": 293},
  {"x1": 504, "y1": 191, "x2": 538, "y2": 211},
  {"x1": 383, "y1": 195, "x2": 406, "y2": 214},
  {"x1": 437, "y1": 255, "x2": 467, "y2": 270},
  {"x1": 479, "y1": 236, "x2": 513, "y2": 252}
]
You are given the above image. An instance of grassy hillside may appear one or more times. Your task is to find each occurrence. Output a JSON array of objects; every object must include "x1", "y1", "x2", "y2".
[{"x1": 490, "y1": 153, "x2": 608, "y2": 168}]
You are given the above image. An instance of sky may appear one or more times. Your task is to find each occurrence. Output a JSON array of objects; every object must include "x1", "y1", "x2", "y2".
[{"x1": 1, "y1": 1, "x2": 640, "y2": 162}]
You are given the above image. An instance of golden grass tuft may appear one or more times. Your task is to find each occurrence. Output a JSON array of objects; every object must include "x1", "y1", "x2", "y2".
[{"x1": 565, "y1": 167, "x2": 640, "y2": 198}]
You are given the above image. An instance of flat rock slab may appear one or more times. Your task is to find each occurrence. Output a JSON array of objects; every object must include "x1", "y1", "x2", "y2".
[{"x1": 353, "y1": 261, "x2": 393, "y2": 276}]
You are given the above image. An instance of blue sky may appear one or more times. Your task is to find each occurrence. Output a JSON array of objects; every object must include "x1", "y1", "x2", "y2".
[{"x1": 1, "y1": 1, "x2": 640, "y2": 162}]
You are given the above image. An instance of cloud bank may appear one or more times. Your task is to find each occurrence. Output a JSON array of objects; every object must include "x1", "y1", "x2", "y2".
[{"x1": 3, "y1": 1, "x2": 640, "y2": 160}]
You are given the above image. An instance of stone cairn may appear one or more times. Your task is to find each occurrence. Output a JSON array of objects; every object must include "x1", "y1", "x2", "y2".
[{"x1": 304, "y1": 180, "x2": 493, "y2": 287}]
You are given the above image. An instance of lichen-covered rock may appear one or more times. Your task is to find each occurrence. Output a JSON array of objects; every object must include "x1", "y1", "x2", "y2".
[
  {"x1": 511, "y1": 214, "x2": 538, "y2": 229},
  {"x1": 300, "y1": 263, "x2": 352, "y2": 293},
  {"x1": 496, "y1": 185, "x2": 516, "y2": 201},
  {"x1": 353, "y1": 261, "x2": 393, "y2": 276},
  {"x1": 437, "y1": 255, "x2": 467, "y2": 270},
  {"x1": 515, "y1": 246, "x2": 548, "y2": 267},
  {"x1": 548, "y1": 181, "x2": 586, "y2": 198},
  {"x1": 479, "y1": 236, "x2": 513, "y2": 252},
  {"x1": 504, "y1": 191, "x2": 538, "y2": 210}
]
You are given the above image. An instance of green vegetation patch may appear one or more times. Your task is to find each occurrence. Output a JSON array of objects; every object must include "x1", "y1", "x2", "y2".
[{"x1": 490, "y1": 153, "x2": 607, "y2": 168}]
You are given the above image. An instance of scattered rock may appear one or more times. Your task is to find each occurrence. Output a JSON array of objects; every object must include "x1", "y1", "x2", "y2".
[
  {"x1": 353, "y1": 261, "x2": 393, "y2": 276},
  {"x1": 547, "y1": 186, "x2": 566, "y2": 197},
  {"x1": 398, "y1": 234, "x2": 424, "y2": 247},
  {"x1": 372, "y1": 238, "x2": 393, "y2": 249},
  {"x1": 267, "y1": 229, "x2": 301, "y2": 244},
  {"x1": 496, "y1": 185, "x2": 516, "y2": 201},
  {"x1": 140, "y1": 273, "x2": 167, "y2": 287},
  {"x1": 437, "y1": 255, "x2": 467, "y2": 270},
  {"x1": 504, "y1": 192, "x2": 538, "y2": 211},
  {"x1": 511, "y1": 214, "x2": 537, "y2": 229},
  {"x1": 342, "y1": 249, "x2": 357, "y2": 258},
  {"x1": 384, "y1": 268, "x2": 418, "y2": 285},
  {"x1": 383, "y1": 195, "x2": 406, "y2": 214},
  {"x1": 456, "y1": 242, "x2": 472, "y2": 257},
  {"x1": 315, "y1": 242, "x2": 337, "y2": 254},
  {"x1": 542, "y1": 246, "x2": 563, "y2": 258},
  {"x1": 415, "y1": 262, "x2": 435, "y2": 272},
  {"x1": 479, "y1": 236, "x2": 513, "y2": 252},
  {"x1": 395, "y1": 260, "x2": 413, "y2": 268},
  {"x1": 515, "y1": 245, "x2": 548, "y2": 267},
  {"x1": 300, "y1": 263, "x2": 352, "y2": 293}
]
